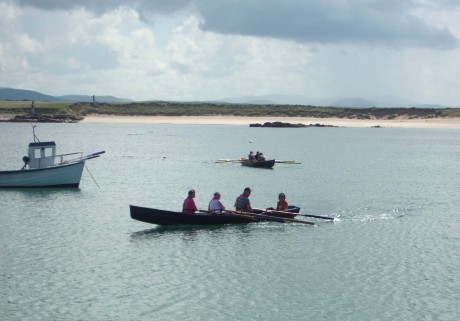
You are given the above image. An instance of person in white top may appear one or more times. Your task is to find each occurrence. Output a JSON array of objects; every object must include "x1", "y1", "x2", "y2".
[{"x1": 208, "y1": 192, "x2": 225, "y2": 213}]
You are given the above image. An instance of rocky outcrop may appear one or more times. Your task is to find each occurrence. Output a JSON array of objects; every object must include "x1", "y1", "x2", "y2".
[
  {"x1": 249, "y1": 121, "x2": 337, "y2": 128},
  {"x1": 0, "y1": 114, "x2": 83, "y2": 123}
]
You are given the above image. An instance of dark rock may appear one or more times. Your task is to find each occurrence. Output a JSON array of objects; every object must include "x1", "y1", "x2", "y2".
[
  {"x1": 249, "y1": 121, "x2": 337, "y2": 128},
  {"x1": 0, "y1": 114, "x2": 83, "y2": 123}
]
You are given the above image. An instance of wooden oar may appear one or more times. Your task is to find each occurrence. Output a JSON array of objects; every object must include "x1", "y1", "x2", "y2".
[
  {"x1": 275, "y1": 161, "x2": 302, "y2": 164},
  {"x1": 222, "y1": 210, "x2": 284, "y2": 223},
  {"x1": 198, "y1": 209, "x2": 259, "y2": 222},
  {"x1": 275, "y1": 159, "x2": 301, "y2": 164},
  {"x1": 215, "y1": 159, "x2": 245, "y2": 163},
  {"x1": 262, "y1": 208, "x2": 334, "y2": 221},
  {"x1": 224, "y1": 210, "x2": 314, "y2": 225},
  {"x1": 225, "y1": 210, "x2": 288, "y2": 223}
]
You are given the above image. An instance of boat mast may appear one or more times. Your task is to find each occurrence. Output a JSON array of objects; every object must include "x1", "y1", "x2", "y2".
[{"x1": 32, "y1": 125, "x2": 40, "y2": 142}]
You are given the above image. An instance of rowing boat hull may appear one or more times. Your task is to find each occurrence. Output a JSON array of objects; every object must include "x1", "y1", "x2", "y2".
[
  {"x1": 253, "y1": 205, "x2": 301, "y2": 218},
  {"x1": 130, "y1": 205, "x2": 256, "y2": 226},
  {"x1": 240, "y1": 159, "x2": 276, "y2": 168},
  {"x1": 0, "y1": 161, "x2": 85, "y2": 188}
]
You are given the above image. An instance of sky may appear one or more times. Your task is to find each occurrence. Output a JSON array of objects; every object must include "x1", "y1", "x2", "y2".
[{"x1": 1, "y1": 0, "x2": 460, "y2": 106}]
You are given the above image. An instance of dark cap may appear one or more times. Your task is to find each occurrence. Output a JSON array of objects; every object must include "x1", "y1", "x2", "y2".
[{"x1": 244, "y1": 187, "x2": 251, "y2": 192}]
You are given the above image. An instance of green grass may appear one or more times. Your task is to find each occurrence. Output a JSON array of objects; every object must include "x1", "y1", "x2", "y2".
[
  {"x1": 0, "y1": 100, "x2": 73, "y2": 115},
  {"x1": 1, "y1": 100, "x2": 459, "y2": 119}
]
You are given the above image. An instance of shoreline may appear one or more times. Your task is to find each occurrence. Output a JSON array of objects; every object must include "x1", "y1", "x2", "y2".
[{"x1": 80, "y1": 115, "x2": 460, "y2": 128}]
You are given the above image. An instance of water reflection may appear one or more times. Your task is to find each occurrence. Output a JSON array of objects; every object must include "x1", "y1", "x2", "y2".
[
  {"x1": 130, "y1": 223, "x2": 256, "y2": 241},
  {"x1": 0, "y1": 187, "x2": 81, "y2": 204}
]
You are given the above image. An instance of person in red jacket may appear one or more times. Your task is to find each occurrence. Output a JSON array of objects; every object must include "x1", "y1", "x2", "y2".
[
  {"x1": 182, "y1": 189, "x2": 198, "y2": 214},
  {"x1": 276, "y1": 193, "x2": 288, "y2": 211}
]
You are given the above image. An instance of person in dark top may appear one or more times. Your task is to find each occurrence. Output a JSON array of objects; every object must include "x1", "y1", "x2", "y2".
[
  {"x1": 234, "y1": 187, "x2": 252, "y2": 212},
  {"x1": 248, "y1": 151, "x2": 255, "y2": 160}
]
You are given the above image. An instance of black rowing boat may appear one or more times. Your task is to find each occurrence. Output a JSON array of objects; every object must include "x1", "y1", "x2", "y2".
[
  {"x1": 240, "y1": 159, "x2": 276, "y2": 168},
  {"x1": 130, "y1": 205, "x2": 257, "y2": 226}
]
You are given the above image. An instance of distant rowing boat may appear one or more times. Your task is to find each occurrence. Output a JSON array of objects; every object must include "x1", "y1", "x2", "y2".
[
  {"x1": 240, "y1": 159, "x2": 275, "y2": 169},
  {"x1": 216, "y1": 158, "x2": 301, "y2": 165}
]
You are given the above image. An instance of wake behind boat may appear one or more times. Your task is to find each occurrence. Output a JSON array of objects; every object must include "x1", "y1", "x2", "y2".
[{"x1": 0, "y1": 127, "x2": 104, "y2": 188}]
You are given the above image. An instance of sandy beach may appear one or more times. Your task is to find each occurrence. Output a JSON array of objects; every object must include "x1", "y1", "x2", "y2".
[{"x1": 81, "y1": 114, "x2": 460, "y2": 128}]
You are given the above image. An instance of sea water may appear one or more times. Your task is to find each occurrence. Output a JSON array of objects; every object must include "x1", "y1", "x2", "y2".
[{"x1": 0, "y1": 122, "x2": 459, "y2": 321}]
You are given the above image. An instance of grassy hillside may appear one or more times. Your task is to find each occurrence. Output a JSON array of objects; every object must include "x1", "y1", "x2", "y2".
[{"x1": 1, "y1": 100, "x2": 459, "y2": 119}]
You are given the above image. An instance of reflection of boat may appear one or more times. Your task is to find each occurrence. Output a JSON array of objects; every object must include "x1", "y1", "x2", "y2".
[
  {"x1": 0, "y1": 128, "x2": 104, "y2": 188},
  {"x1": 240, "y1": 159, "x2": 275, "y2": 169},
  {"x1": 130, "y1": 205, "x2": 257, "y2": 226}
]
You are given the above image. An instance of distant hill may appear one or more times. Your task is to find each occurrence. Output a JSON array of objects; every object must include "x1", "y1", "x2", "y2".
[
  {"x1": 0, "y1": 88, "x2": 132, "y2": 103},
  {"x1": 217, "y1": 94, "x2": 449, "y2": 108},
  {"x1": 0, "y1": 87, "x2": 63, "y2": 102},
  {"x1": 1, "y1": 87, "x2": 451, "y2": 107},
  {"x1": 218, "y1": 94, "x2": 316, "y2": 105},
  {"x1": 57, "y1": 95, "x2": 132, "y2": 103},
  {"x1": 332, "y1": 97, "x2": 375, "y2": 108}
]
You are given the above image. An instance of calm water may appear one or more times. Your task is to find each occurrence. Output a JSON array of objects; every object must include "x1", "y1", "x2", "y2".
[{"x1": 1, "y1": 122, "x2": 459, "y2": 321}]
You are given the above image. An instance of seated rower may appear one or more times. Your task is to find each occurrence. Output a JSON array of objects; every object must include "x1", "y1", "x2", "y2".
[
  {"x1": 267, "y1": 193, "x2": 288, "y2": 211},
  {"x1": 182, "y1": 189, "x2": 198, "y2": 214},
  {"x1": 276, "y1": 193, "x2": 288, "y2": 211},
  {"x1": 248, "y1": 151, "x2": 255, "y2": 160},
  {"x1": 208, "y1": 192, "x2": 225, "y2": 213},
  {"x1": 258, "y1": 152, "x2": 266, "y2": 161},
  {"x1": 234, "y1": 187, "x2": 252, "y2": 212}
]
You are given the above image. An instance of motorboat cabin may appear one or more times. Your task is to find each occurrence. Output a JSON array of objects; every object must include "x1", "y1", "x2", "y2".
[{"x1": 26, "y1": 141, "x2": 57, "y2": 169}]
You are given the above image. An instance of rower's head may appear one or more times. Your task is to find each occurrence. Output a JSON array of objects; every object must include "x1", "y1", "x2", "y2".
[
  {"x1": 244, "y1": 187, "x2": 251, "y2": 196},
  {"x1": 213, "y1": 192, "x2": 221, "y2": 199},
  {"x1": 279, "y1": 193, "x2": 286, "y2": 199},
  {"x1": 188, "y1": 189, "x2": 196, "y2": 197}
]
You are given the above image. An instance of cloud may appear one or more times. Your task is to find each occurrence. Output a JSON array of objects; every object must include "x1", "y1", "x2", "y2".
[
  {"x1": 1, "y1": 0, "x2": 460, "y2": 105},
  {"x1": 7, "y1": 0, "x2": 458, "y2": 49}
]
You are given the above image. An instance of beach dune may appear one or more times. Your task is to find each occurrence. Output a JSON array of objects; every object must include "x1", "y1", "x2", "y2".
[{"x1": 81, "y1": 115, "x2": 460, "y2": 128}]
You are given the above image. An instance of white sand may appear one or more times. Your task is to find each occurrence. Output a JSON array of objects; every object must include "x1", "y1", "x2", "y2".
[{"x1": 80, "y1": 114, "x2": 460, "y2": 128}]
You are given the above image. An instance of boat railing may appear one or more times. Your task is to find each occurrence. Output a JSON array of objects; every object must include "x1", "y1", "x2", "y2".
[
  {"x1": 30, "y1": 152, "x2": 83, "y2": 168},
  {"x1": 57, "y1": 151, "x2": 105, "y2": 165},
  {"x1": 56, "y1": 152, "x2": 84, "y2": 164},
  {"x1": 28, "y1": 150, "x2": 104, "y2": 168}
]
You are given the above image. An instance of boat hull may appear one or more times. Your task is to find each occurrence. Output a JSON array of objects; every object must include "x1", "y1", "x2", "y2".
[
  {"x1": 241, "y1": 159, "x2": 276, "y2": 168},
  {"x1": 130, "y1": 205, "x2": 256, "y2": 226},
  {"x1": 253, "y1": 205, "x2": 301, "y2": 218},
  {"x1": 0, "y1": 161, "x2": 85, "y2": 188}
]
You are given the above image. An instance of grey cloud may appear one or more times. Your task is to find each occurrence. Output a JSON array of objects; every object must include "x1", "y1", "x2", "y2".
[
  {"x1": 13, "y1": 0, "x2": 190, "y2": 14},
  {"x1": 196, "y1": 0, "x2": 457, "y2": 49},
  {"x1": 7, "y1": 0, "x2": 458, "y2": 49}
]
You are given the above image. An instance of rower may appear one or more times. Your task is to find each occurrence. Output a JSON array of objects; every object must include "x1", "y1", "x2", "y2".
[{"x1": 234, "y1": 187, "x2": 252, "y2": 212}]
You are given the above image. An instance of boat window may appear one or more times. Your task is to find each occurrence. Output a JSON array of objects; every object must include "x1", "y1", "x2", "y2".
[
  {"x1": 44, "y1": 147, "x2": 53, "y2": 157},
  {"x1": 34, "y1": 148, "x2": 41, "y2": 158}
]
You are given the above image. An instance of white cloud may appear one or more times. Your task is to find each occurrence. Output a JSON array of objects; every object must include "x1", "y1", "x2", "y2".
[{"x1": 0, "y1": 0, "x2": 460, "y2": 105}]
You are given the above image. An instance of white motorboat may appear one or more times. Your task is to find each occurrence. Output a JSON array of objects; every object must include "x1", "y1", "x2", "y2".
[{"x1": 0, "y1": 127, "x2": 104, "y2": 188}]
